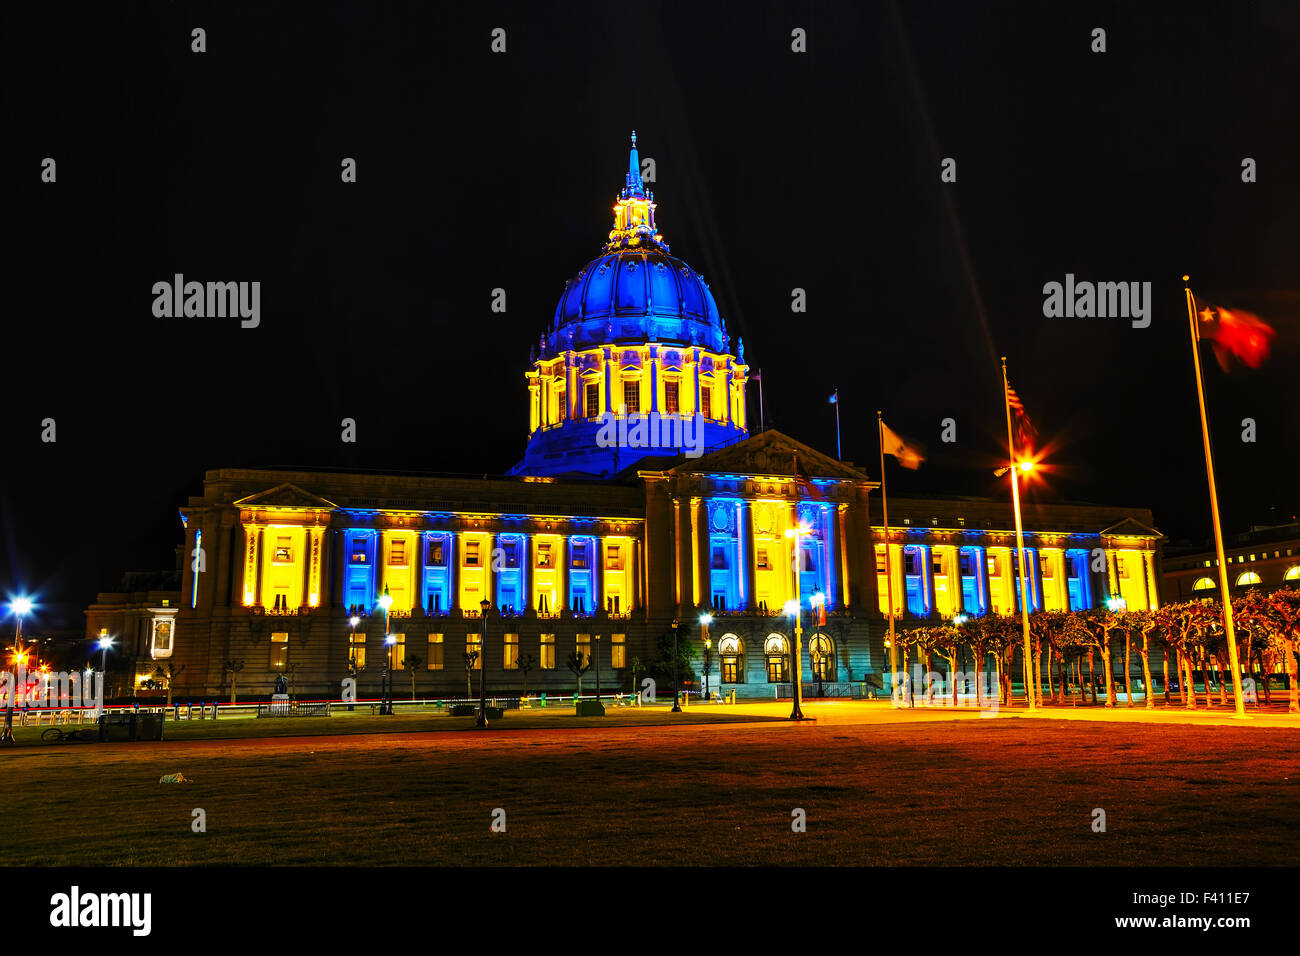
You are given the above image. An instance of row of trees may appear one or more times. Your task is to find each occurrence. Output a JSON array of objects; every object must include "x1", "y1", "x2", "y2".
[{"x1": 897, "y1": 588, "x2": 1300, "y2": 712}]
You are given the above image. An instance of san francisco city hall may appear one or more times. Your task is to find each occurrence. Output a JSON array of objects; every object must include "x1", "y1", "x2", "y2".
[{"x1": 88, "y1": 135, "x2": 1164, "y2": 700}]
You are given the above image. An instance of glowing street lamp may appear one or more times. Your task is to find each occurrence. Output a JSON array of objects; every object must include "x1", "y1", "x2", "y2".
[
  {"x1": 1, "y1": 597, "x2": 34, "y2": 744},
  {"x1": 1105, "y1": 596, "x2": 1127, "y2": 613},
  {"x1": 699, "y1": 611, "x2": 713, "y2": 701},
  {"x1": 377, "y1": 586, "x2": 393, "y2": 715},
  {"x1": 477, "y1": 598, "x2": 491, "y2": 727},
  {"x1": 783, "y1": 526, "x2": 811, "y2": 720}
]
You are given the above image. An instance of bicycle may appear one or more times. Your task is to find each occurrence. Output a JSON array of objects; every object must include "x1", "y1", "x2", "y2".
[{"x1": 41, "y1": 726, "x2": 98, "y2": 743}]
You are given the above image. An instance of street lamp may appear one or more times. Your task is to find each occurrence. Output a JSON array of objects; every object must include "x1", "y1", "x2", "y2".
[
  {"x1": 347, "y1": 614, "x2": 360, "y2": 711},
  {"x1": 699, "y1": 612, "x2": 713, "y2": 701},
  {"x1": 670, "y1": 619, "x2": 681, "y2": 712},
  {"x1": 377, "y1": 586, "x2": 393, "y2": 715},
  {"x1": 2, "y1": 597, "x2": 34, "y2": 744},
  {"x1": 477, "y1": 598, "x2": 491, "y2": 727},
  {"x1": 784, "y1": 526, "x2": 811, "y2": 720},
  {"x1": 97, "y1": 633, "x2": 113, "y2": 713}
]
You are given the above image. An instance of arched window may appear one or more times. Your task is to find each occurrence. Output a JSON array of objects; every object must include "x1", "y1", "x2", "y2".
[
  {"x1": 1192, "y1": 577, "x2": 1216, "y2": 592},
  {"x1": 764, "y1": 633, "x2": 788, "y2": 683},
  {"x1": 809, "y1": 633, "x2": 835, "y2": 681},
  {"x1": 718, "y1": 634, "x2": 744, "y2": 684},
  {"x1": 1236, "y1": 570, "x2": 1262, "y2": 587},
  {"x1": 1285, "y1": 566, "x2": 1300, "y2": 582}
]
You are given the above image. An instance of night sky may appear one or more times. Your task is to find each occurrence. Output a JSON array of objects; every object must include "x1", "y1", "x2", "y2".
[{"x1": 6, "y1": 1, "x2": 1299, "y2": 631}]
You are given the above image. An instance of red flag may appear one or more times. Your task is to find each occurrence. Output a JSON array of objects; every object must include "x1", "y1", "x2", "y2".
[{"x1": 1197, "y1": 304, "x2": 1274, "y2": 371}]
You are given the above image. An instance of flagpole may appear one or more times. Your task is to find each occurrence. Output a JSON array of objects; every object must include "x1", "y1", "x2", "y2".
[
  {"x1": 1183, "y1": 276, "x2": 1247, "y2": 718},
  {"x1": 1002, "y1": 357, "x2": 1036, "y2": 711},
  {"x1": 877, "y1": 411, "x2": 899, "y2": 682},
  {"x1": 834, "y1": 388, "x2": 842, "y2": 460}
]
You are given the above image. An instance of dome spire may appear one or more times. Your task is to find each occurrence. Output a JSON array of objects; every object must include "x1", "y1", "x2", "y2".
[
  {"x1": 607, "y1": 131, "x2": 666, "y2": 253},
  {"x1": 623, "y1": 129, "x2": 645, "y2": 199}
]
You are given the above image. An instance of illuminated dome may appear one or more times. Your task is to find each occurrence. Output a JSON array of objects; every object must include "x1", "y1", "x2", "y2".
[
  {"x1": 513, "y1": 132, "x2": 749, "y2": 479},
  {"x1": 544, "y1": 133, "x2": 728, "y2": 355}
]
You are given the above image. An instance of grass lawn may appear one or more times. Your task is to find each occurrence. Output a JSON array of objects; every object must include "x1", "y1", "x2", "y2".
[{"x1": 5, "y1": 713, "x2": 1298, "y2": 866}]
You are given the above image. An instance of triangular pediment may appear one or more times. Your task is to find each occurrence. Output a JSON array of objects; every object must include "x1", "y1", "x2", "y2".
[
  {"x1": 669, "y1": 430, "x2": 872, "y2": 482},
  {"x1": 234, "y1": 483, "x2": 338, "y2": 510},
  {"x1": 1100, "y1": 517, "x2": 1162, "y2": 538}
]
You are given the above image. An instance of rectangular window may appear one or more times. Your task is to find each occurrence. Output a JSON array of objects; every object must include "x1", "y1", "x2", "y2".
[
  {"x1": 390, "y1": 540, "x2": 407, "y2": 566},
  {"x1": 540, "y1": 634, "x2": 556, "y2": 670},
  {"x1": 712, "y1": 545, "x2": 727, "y2": 570},
  {"x1": 537, "y1": 542, "x2": 552, "y2": 567},
  {"x1": 700, "y1": 388, "x2": 712, "y2": 420},
  {"x1": 757, "y1": 548, "x2": 769, "y2": 570},
  {"x1": 270, "y1": 632, "x2": 289, "y2": 670},
  {"x1": 503, "y1": 541, "x2": 518, "y2": 568},
  {"x1": 622, "y1": 380, "x2": 640, "y2": 414},
  {"x1": 274, "y1": 536, "x2": 293, "y2": 563},
  {"x1": 351, "y1": 538, "x2": 368, "y2": 563},
  {"x1": 987, "y1": 554, "x2": 1001, "y2": 576},
  {"x1": 575, "y1": 634, "x2": 591, "y2": 667},
  {"x1": 465, "y1": 541, "x2": 480, "y2": 567},
  {"x1": 664, "y1": 380, "x2": 680, "y2": 415},
  {"x1": 556, "y1": 386, "x2": 566, "y2": 419},
  {"x1": 466, "y1": 634, "x2": 482, "y2": 669},
  {"x1": 611, "y1": 633, "x2": 626, "y2": 669},
  {"x1": 1118, "y1": 556, "x2": 1130, "y2": 579},
  {"x1": 427, "y1": 634, "x2": 444, "y2": 670},
  {"x1": 503, "y1": 633, "x2": 519, "y2": 669},
  {"x1": 429, "y1": 538, "x2": 444, "y2": 566},
  {"x1": 573, "y1": 542, "x2": 587, "y2": 569},
  {"x1": 585, "y1": 382, "x2": 600, "y2": 418},
  {"x1": 607, "y1": 544, "x2": 622, "y2": 570},
  {"x1": 388, "y1": 633, "x2": 406, "y2": 670},
  {"x1": 348, "y1": 631, "x2": 366, "y2": 669}
]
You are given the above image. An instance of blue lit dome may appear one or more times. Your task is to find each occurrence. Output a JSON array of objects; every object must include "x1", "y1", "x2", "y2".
[
  {"x1": 513, "y1": 132, "x2": 749, "y2": 479},
  {"x1": 549, "y1": 252, "x2": 728, "y2": 354},
  {"x1": 541, "y1": 131, "x2": 728, "y2": 357}
]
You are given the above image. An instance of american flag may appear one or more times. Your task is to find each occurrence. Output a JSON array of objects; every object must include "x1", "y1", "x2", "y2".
[{"x1": 1006, "y1": 384, "x2": 1037, "y2": 451}]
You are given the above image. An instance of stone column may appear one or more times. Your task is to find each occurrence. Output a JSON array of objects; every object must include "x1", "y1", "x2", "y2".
[
  {"x1": 1106, "y1": 548, "x2": 1120, "y2": 603},
  {"x1": 1143, "y1": 549, "x2": 1160, "y2": 610},
  {"x1": 413, "y1": 532, "x2": 426, "y2": 612},
  {"x1": 447, "y1": 532, "x2": 458, "y2": 613},
  {"x1": 822, "y1": 505, "x2": 837, "y2": 608},
  {"x1": 649, "y1": 347, "x2": 659, "y2": 414},
  {"x1": 739, "y1": 501, "x2": 756, "y2": 611},
  {"x1": 696, "y1": 499, "x2": 712, "y2": 609},
  {"x1": 837, "y1": 505, "x2": 851, "y2": 609},
  {"x1": 976, "y1": 545, "x2": 990, "y2": 615},
  {"x1": 559, "y1": 534, "x2": 570, "y2": 612},
  {"x1": 594, "y1": 536, "x2": 604, "y2": 613},
  {"x1": 521, "y1": 534, "x2": 531, "y2": 615}
]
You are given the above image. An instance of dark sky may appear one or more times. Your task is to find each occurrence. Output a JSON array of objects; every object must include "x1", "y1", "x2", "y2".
[{"x1": 6, "y1": 1, "x2": 1299, "y2": 630}]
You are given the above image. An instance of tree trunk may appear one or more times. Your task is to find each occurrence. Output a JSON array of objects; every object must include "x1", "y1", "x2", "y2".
[
  {"x1": 1123, "y1": 632, "x2": 1133, "y2": 707},
  {"x1": 230, "y1": 677, "x2": 237, "y2": 705},
  {"x1": 1044, "y1": 643, "x2": 1054, "y2": 700},
  {"x1": 1162, "y1": 649, "x2": 1170, "y2": 704},
  {"x1": 1140, "y1": 635, "x2": 1154, "y2": 710},
  {"x1": 1214, "y1": 651, "x2": 1228, "y2": 705},
  {"x1": 1101, "y1": 639, "x2": 1115, "y2": 708},
  {"x1": 1086, "y1": 652, "x2": 1096, "y2": 704},
  {"x1": 1034, "y1": 645, "x2": 1044, "y2": 706},
  {"x1": 1181, "y1": 650, "x2": 1196, "y2": 709},
  {"x1": 1202, "y1": 648, "x2": 1215, "y2": 708},
  {"x1": 1288, "y1": 639, "x2": 1300, "y2": 714}
]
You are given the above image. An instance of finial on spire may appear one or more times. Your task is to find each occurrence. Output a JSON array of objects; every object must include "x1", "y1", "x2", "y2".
[{"x1": 631, "y1": 130, "x2": 637, "y2": 147}]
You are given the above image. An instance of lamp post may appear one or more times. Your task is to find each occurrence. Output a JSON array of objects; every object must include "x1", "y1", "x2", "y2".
[
  {"x1": 347, "y1": 614, "x2": 360, "y2": 711},
  {"x1": 2, "y1": 598, "x2": 33, "y2": 744},
  {"x1": 477, "y1": 599, "x2": 491, "y2": 727},
  {"x1": 784, "y1": 526, "x2": 811, "y2": 720},
  {"x1": 670, "y1": 619, "x2": 681, "y2": 712},
  {"x1": 377, "y1": 586, "x2": 393, "y2": 715},
  {"x1": 699, "y1": 612, "x2": 713, "y2": 701},
  {"x1": 97, "y1": 633, "x2": 113, "y2": 715}
]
